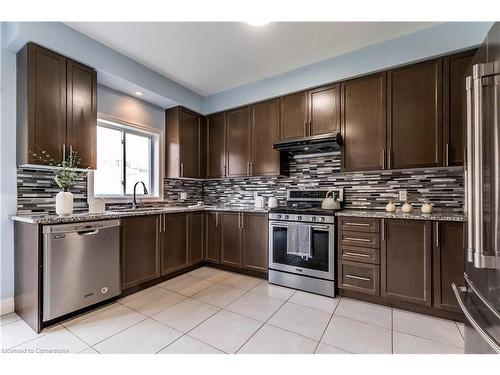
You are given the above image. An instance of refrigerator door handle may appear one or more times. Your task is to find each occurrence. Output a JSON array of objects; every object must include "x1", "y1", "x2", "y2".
[
  {"x1": 452, "y1": 283, "x2": 500, "y2": 354},
  {"x1": 465, "y1": 75, "x2": 475, "y2": 263}
]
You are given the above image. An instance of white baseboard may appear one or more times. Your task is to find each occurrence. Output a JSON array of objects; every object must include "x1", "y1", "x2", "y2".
[{"x1": 0, "y1": 297, "x2": 15, "y2": 315}]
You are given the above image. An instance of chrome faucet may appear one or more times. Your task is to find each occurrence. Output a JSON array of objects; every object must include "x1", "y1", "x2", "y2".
[{"x1": 132, "y1": 181, "x2": 148, "y2": 209}]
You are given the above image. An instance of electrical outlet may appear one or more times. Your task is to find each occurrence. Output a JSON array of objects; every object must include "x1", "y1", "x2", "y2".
[
  {"x1": 398, "y1": 190, "x2": 407, "y2": 202},
  {"x1": 180, "y1": 192, "x2": 187, "y2": 200}
]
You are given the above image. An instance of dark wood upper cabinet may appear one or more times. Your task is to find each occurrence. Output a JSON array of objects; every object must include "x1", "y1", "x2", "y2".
[
  {"x1": 388, "y1": 59, "x2": 443, "y2": 169},
  {"x1": 242, "y1": 213, "x2": 268, "y2": 272},
  {"x1": 226, "y1": 106, "x2": 251, "y2": 177},
  {"x1": 206, "y1": 112, "x2": 226, "y2": 178},
  {"x1": 166, "y1": 106, "x2": 205, "y2": 179},
  {"x1": 220, "y1": 212, "x2": 242, "y2": 267},
  {"x1": 17, "y1": 43, "x2": 96, "y2": 167},
  {"x1": 121, "y1": 215, "x2": 160, "y2": 290},
  {"x1": 308, "y1": 84, "x2": 341, "y2": 136},
  {"x1": 251, "y1": 99, "x2": 281, "y2": 176},
  {"x1": 17, "y1": 43, "x2": 67, "y2": 165},
  {"x1": 342, "y1": 73, "x2": 386, "y2": 171},
  {"x1": 204, "y1": 212, "x2": 220, "y2": 264},
  {"x1": 161, "y1": 213, "x2": 188, "y2": 275},
  {"x1": 66, "y1": 59, "x2": 97, "y2": 169},
  {"x1": 280, "y1": 91, "x2": 308, "y2": 140},
  {"x1": 433, "y1": 221, "x2": 464, "y2": 313},
  {"x1": 188, "y1": 211, "x2": 204, "y2": 265},
  {"x1": 381, "y1": 219, "x2": 432, "y2": 306},
  {"x1": 443, "y1": 50, "x2": 476, "y2": 166}
]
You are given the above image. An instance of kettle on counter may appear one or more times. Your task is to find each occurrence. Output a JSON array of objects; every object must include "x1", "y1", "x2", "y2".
[{"x1": 321, "y1": 190, "x2": 341, "y2": 210}]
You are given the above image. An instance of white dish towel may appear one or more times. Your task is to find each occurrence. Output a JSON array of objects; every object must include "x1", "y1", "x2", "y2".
[{"x1": 286, "y1": 224, "x2": 312, "y2": 258}]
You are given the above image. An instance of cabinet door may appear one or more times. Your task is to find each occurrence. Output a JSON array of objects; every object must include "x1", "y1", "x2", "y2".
[
  {"x1": 180, "y1": 108, "x2": 202, "y2": 178},
  {"x1": 388, "y1": 59, "x2": 443, "y2": 169},
  {"x1": 342, "y1": 73, "x2": 386, "y2": 171},
  {"x1": 251, "y1": 99, "x2": 280, "y2": 176},
  {"x1": 66, "y1": 59, "x2": 97, "y2": 169},
  {"x1": 25, "y1": 43, "x2": 67, "y2": 165},
  {"x1": 443, "y1": 50, "x2": 475, "y2": 166},
  {"x1": 226, "y1": 107, "x2": 251, "y2": 177},
  {"x1": 188, "y1": 212, "x2": 204, "y2": 265},
  {"x1": 205, "y1": 212, "x2": 220, "y2": 263},
  {"x1": 206, "y1": 112, "x2": 226, "y2": 178},
  {"x1": 242, "y1": 213, "x2": 268, "y2": 272},
  {"x1": 122, "y1": 215, "x2": 160, "y2": 289},
  {"x1": 161, "y1": 214, "x2": 188, "y2": 275},
  {"x1": 308, "y1": 84, "x2": 341, "y2": 136},
  {"x1": 433, "y1": 222, "x2": 464, "y2": 312},
  {"x1": 280, "y1": 91, "x2": 308, "y2": 140},
  {"x1": 220, "y1": 212, "x2": 242, "y2": 267},
  {"x1": 381, "y1": 219, "x2": 432, "y2": 306}
]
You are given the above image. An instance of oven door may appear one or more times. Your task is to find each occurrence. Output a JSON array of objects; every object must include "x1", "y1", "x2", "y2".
[{"x1": 268, "y1": 221, "x2": 335, "y2": 280}]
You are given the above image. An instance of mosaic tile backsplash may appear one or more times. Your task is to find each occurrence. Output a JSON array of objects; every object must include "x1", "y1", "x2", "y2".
[{"x1": 17, "y1": 152, "x2": 464, "y2": 214}]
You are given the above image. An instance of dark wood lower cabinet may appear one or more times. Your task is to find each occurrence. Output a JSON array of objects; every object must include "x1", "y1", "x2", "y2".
[
  {"x1": 161, "y1": 213, "x2": 188, "y2": 275},
  {"x1": 121, "y1": 215, "x2": 160, "y2": 289},
  {"x1": 188, "y1": 212, "x2": 204, "y2": 265},
  {"x1": 381, "y1": 219, "x2": 432, "y2": 306},
  {"x1": 433, "y1": 221, "x2": 464, "y2": 312},
  {"x1": 205, "y1": 212, "x2": 220, "y2": 264},
  {"x1": 242, "y1": 213, "x2": 268, "y2": 272},
  {"x1": 220, "y1": 212, "x2": 242, "y2": 267}
]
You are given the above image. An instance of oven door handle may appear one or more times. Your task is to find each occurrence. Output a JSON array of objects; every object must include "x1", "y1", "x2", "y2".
[{"x1": 311, "y1": 225, "x2": 329, "y2": 231}]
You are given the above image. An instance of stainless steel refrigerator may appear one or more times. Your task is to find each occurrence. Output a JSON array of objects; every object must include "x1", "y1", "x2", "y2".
[{"x1": 453, "y1": 22, "x2": 500, "y2": 354}]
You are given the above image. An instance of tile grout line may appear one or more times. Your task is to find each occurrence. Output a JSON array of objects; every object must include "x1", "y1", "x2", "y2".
[
  {"x1": 233, "y1": 287, "x2": 299, "y2": 354},
  {"x1": 313, "y1": 296, "x2": 342, "y2": 354}
]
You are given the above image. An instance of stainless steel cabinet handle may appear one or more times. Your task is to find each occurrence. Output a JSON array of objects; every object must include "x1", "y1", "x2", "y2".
[
  {"x1": 381, "y1": 220, "x2": 385, "y2": 242},
  {"x1": 387, "y1": 148, "x2": 392, "y2": 169},
  {"x1": 345, "y1": 237, "x2": 371, "y2": 242},
  {"x1": 215, "y1": 212, "x2": 219, "y2": 227},
  {"x1": 452, "y1": 283, "x2": 500, "y2": 353},
  {"x1": 435, "y1": 222, "x2": 440, "y2": 247},
  {"x1": 63, "y1": 144, "x2": 66, "y2": 160},
  {"x1": 159, "y1": 215, "x2": 162, "y2": 233},
  {"x1": 344, "y1": 252, "x2": 371, "y2": 258},
  {"x1": 381, "y1": 149, "x2": 386, "y2": 169},
  {"x1": 345, "y1": 274, "x2": 371, "y2": 282},
  {"x1": 445, "y1": 143, "x2": 450, "y2": 166},
  {"x1": 304, "y1": 121, "x2": 308, "y2": 137},
  {"x1": 180, "y1": 163, "x2": 184, "y2": 177},
  {"x1": 69, "y1": 145, "x2": 73, "y2": 157},
  {"x1": 345, "y1": 222, "x2": 370, "y2": 227},
  {"x1": 163, "y1": 214, "x2": 166, "y2": 232}
]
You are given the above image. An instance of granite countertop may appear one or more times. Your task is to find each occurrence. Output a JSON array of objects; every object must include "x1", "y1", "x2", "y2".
[
  {"x1": 336, "y1": 209, "x2": 465, "y2": 222},
  {"x1": 10, "y1": 205, "x2": 270, "y2": 225}
]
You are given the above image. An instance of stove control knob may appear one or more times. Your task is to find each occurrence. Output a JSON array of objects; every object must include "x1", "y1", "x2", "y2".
[
  {"x1": 312, "y1": 217, "x2": 316, "y2": 221},
  {"x1": 321, "y1": 217, "x2": 326, "y2": 222},
  {"x1": 277, "y1": 215, "x2": 281, "y2": 219},
  {"x1": 285, "y1": 215, "x2": 289, "y2": 220},
  {"x1": 297, "y1": 215, "x2": 302, "y2": 221}
]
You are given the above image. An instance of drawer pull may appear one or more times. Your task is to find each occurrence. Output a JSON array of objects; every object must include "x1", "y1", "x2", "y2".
[
  {"x1": 345, "y1": 274, "x2": 371, "y2": 282},
  {"x1": 344, "y1": 252, "x2": 371, "y2": 258},
  {"x1": 345, "y1": 222, "x2": 370, "y2": 227},
  {"x1": 345, "y1": 237, "x2": 371, "y2": 242}
]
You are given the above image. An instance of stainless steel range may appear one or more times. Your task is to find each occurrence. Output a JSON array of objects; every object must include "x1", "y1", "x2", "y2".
[{"x1": 268, "y1": 188, "x2": 343, "y2": 297}]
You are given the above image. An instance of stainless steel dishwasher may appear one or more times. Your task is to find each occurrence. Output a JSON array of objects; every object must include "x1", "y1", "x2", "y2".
[{"x1": 43, "y1": 219, "x2": 121, "y2": 322}]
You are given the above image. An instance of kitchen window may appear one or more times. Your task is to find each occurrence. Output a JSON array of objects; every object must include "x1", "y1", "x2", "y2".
[{"x1": 88, "y1": 117, "x2": 163, "y2": 201}]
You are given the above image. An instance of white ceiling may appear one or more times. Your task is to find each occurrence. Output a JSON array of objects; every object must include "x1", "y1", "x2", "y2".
[{"x1": 66, "y1": 22, "x2": 439, "y2": 96}]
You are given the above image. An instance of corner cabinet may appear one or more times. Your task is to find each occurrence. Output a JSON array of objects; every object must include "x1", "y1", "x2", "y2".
[
  {"x1": 166, "y1": 106, "x2": 206, "y2": 179},
  {"x1": 17, "y1": 43, "x2": 97, "y2": 168}
]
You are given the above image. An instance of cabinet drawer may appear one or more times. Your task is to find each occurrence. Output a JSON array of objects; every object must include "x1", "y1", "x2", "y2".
[
  {"x1": 339, "y1": 260, "x2": 380, "y2": 296},
  {"x1": 340, "y1": 231, "x2": 380, "y2": 248},
  {"x1": 340, "y1": 245, "x2": 379, "y2": 265},
  {"x1": 339, "y1": 217, "x2": 379, "y2": 233}
]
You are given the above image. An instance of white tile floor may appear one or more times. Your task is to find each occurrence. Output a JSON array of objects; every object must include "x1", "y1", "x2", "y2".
[{"x1": 0, "y1": 266, "x2": 465, "y2": 354}]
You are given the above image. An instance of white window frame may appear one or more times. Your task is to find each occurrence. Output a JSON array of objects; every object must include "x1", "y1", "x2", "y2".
[{"x1": 87, "y1": 114, "x2": 164, "y2": 204}]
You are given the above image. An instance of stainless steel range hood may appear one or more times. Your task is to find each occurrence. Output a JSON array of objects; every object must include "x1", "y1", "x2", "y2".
[{"x1": 273, "y1": 133, "x2": 342, "y2": 155}]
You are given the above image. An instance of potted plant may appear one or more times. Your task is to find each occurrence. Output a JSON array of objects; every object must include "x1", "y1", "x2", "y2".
[{"x1": 30, "y1": 148, "x2": 88, "y2": 216}]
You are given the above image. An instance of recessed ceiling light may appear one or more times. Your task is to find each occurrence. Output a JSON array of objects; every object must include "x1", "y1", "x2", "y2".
[
  {"x1": 246, "y1": 20, "x2": 270, "y2": 27},
  {"x1": 135, "y1": 91, "x2": 143, "y2": 96}
]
